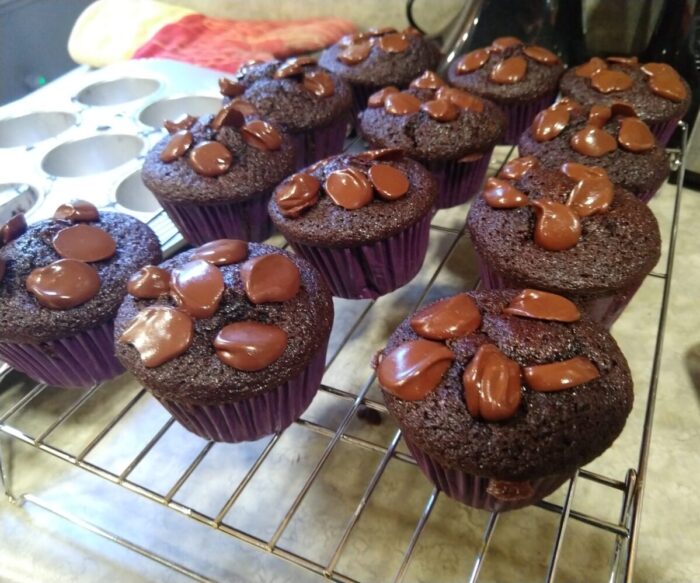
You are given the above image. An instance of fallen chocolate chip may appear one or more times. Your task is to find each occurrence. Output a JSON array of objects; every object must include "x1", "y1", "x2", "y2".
[{"x1": 54, "y1": 200, "x2": 99, "y2": 222}]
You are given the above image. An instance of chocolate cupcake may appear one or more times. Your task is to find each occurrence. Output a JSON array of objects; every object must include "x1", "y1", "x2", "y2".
[
  {"x1": 0, "y1": 202, "x2": 161, "y2": 388},
  {"x1": 358, "y1": 71, "x2": 506, "y2": 209},
  {"x1": 559, "y1": 56, "x2": 690, "y2": 146},
  {"x1": 466, "y1": 157, "x2": 660, "y2": 327},
  {"x1": 142, "y1": 106, "x2": 295, "y2": 245},
  {"x1": 375, "y1": 289, "x2": 633, "y2": 511},
  {"x1": 218, "y1": 57, "x2": 352, "y2": 168},
  {"x1": 115, "y1": 241, "x2": 333, "y2": 443},
  {"x1": 268, "y1": 149, "x2": 436, "y2": 299},
  {"x1": 318, "y1": 27, "x2": 441, "y2": 120},
  {"x1": 518, "y1": 99, "x2": 670, "y2": 203},
  {"x1": 447, "y1": 37, "x2": 565, "y2": 144}
]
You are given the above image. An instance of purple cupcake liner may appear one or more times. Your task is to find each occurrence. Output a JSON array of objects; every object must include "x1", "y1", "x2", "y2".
[
  {"x1": 289, "y1": 214, "x2": 431, "y2": 299},
  {"x1": 501, "y1": 91, "x2": 558, "y2": 145},
  {"x1": 157, "y1": 194, "x2": 274, "y2": 246},
  {"x1": 648, "y1": 118, "x2": 680, "y2": 147},
  {"x1": 406, "y1": 440, "x2": 571, "y2": 512},
  {"x1": 351, "y1": 85, "x2": 376, "y2": 129},
  {"x1": 475, "y1": 252, "x2": 644, "y2": 328},
  {"x1": 424, "y1": 148, "x2": 494, "y2": 209},
  {"x1": 155, "y1": 339, "x2": 328, "y2": 443},
  {"x1": 636, "y1": 188, "x2": 661, "y2": 205},
  {"x1": 0, "y1": 319, "x2": 124, "y2": 389},
  {"x1": 290, "y1": 116, "x2": 350, "y2": 170}
]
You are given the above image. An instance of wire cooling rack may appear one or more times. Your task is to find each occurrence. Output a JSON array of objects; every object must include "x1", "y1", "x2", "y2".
[{"x1": 0, "y1": 125, "x2": 688, "y2": 583}]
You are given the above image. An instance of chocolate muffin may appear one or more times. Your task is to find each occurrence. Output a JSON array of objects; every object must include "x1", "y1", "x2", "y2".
[
  {"x1": 116, "y1": 240, "x2": 333, "y2": 443},
  {"x1": 466, "y1": 156, "x2": 660, "y2": 327},
  {"x1": 375, "y1": 289, "x2": 633, "y2": 511},
  {"x1": 218, "y1": 57, "x2": 352, "y2": 168},
  {"x1": 318, "y1": 26, "x2": 441, "y2": 119},
  {"x1": 559, "y1": 56, "x2": 690, "y2": 145},
  {"x1": 358, "y1": 71, "x2": 506, "y2": 208},
  {"x1": 447, "y1": 37, "x2": 565, "y2": 144},
  {"x1": 518, "y1": 99, "x2": 670, "y2": 203},
  {"x1": 0, "y1": 202, "x2": 161, "y2": 388},
  {"x1": 142, "y1": 106, "x2": 295, "y2": 245},
  {"x1": 268, "y1": 149, "x2": 436, "y2": 299}
]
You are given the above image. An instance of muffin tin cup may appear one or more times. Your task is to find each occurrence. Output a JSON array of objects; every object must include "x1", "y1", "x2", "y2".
[
  {"x1": 502, "y1": 91, "x2": 558, "y2": 145},
  {"x1": 289, "y1": 213, "x2": 431, "y2": 300},
  {"x1": 0, "y1": 319, "x2": 124, "y2": 389},
  {"x1": 153, "y1": 340, "x2": 329, "y2": 443},
  {"x1": 424, "y1": 148, "x2": 494, "y2": 209},
  {"x1": 647, "y1": 118, "x2": 680, "y2": 148},
  {"x1": 475, "y1": 252, "x2": 645, "y2": 329},
  {"x1": 291, "y1": 116, "x2": 350, "y2": 170},
  {"x1": 157, "y1": 195, "x2": 275, "y2": 245},
  {"x1": 406, "y1": 440, "x2": 572, "y2": 512}
]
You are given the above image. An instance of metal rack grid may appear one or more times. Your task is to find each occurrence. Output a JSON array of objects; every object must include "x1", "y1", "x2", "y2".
[{"x1": 0, "y1": 125, "x2": 688, "y2": 583}]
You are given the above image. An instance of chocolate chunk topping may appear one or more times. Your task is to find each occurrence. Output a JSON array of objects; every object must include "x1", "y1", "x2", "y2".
[
  {"x1": 567, "y1": 175, "x2": 614, "y2": 216},
  {"x1": 368, "y1": 164, "x2": 409, "y2": 200},
  {"x1": 368, "y1": 86, "x2": 399, "y2": 108},
  {"x1": 357, "y1": 147, "x2": 404, "y2": 161},
  {"x1": 640, "y1": 62, "x2": 674, "y2": 77},
  {"x1": 211, "y1": 104, "x2": 245, "y2": 131},
  {"x1": 570, "y1": 126, "x2": 617, "y2": 157},
  {"x1": 463, "y1": 344, "x2": 522, "y2": 422},
  {"x1": 588, "y1": 104, "x2": 612, "y2": 128},
  {"x1": 377, "y1": 339, "x2": 455, "y2": 401},
  {"x1": 160, "y1": 130, "x2": 193, "y2": 162},
  {"x1": 338, "y1": 41, "x2": 371, "y2": 65},
  {"x1": 560, "y1": 162, "x2": 606, "y2": 182},
  {"x1": 54, "y1": 200, "x2": 99, "y2": 222},
  {"x1": 524, "y1": 356, "x2": 599, "y2": 392},
  {"x1": 491, "y1": 36, "x2": 523, "y2": 51},
  {"x1": 127, "y1": 265, "x2": 170, "y2": 299},
  {"x1": 504, "y1": 289, "x2": 581, "y2": 322},
  {"x1": 324, "y1": 167, "x2": 373, "y2": 209},
  {"x1": 410, "y1": 70, "x2": 446, "y2": 90},
  {"x1": 26, "y1": 259, "x2": 100, "y2": 309},
  {"x1": 499, "y1": 156, "x2": 539, "y2": 180},
  {"x1": 420, "y1": 98, "x2": 459, "y2": 122},
  {"x1": 456, "y1": 48, "x2": 490, "y2": 74},
  {"x1": 274, "y1": 60, "x2": 305, "y2": 78},
  {"x1": 191, "y1": 239, "x2": 248, "y2": 266},
  {"x1": 378, "y1": 32, "x2": 409, "y2": 53},
  {"x1": 188, "y1": 141, "x2": 233, "y2": 176},
  {"x1": 275, "y1": 172, "x2": 321, "y2": 217},
  {"x1": 489, "y1": 56, "x2": 527, "y2": 84},
  {"x1": 647, "y1": 70, "x2": 687, "y2": 105},
  {"x1": 532, "y1": 106, "x2": 570, "y2": 142},
  {"x1": 241, "y1": 120, "x2": 282, "y2": 151},
  {"x1": 52, "y1": 224, "x2": 116, "y2": 262},
  {"x1": 483, "y1": 178, "x2": 528, "y2": 208},
  {"x1": 384, "y1": 91, "x2": 421, "y2": 115},
  {"x1": 618, "y1": 117, "x2": 655, "y2": 152},
  {"x1": 227, "y1": 98, "x2": 257, "y2": 116},
  {"x1": 240, "y1": 254, "x2": 301, "y2": 304},
  {"x1": 530, "y1": 200, "x2": 582, "y2": 251},
  {"x1": 213, "y1": 321, "x2": 288, "y2": 371},
  {"x1": 575, "y1": 57, "x2": 607, "y2": 78},
  {"x1": 1, "y1": 214, "x2": 27, "y2": 244},
  {"x1": 410, "y1": 294, "x2": 481, "y2": 340},
  {"x1": 591, "y1": 69, "x2": 633, "y2": 93},
  {"x1": 302, "y1": 70, "x2": 335, "y2": 98},
  {"x1": 219, "y1": 77, "x2": 245, "y2": 97},
  {"x1": 522, "y1": 45, "x2": 559, "y2": 64},
  {"x1": 170, "y1": 259, "x2": 224, "y2": 319},
  {"x1": 607, "y1": 56, "x2": 638, "y2": 65},
  {"x1": 554, "y1": 97, "x2": 583, "y2": 113},
  {"x1": 164, "y1": 114, "x2": 197, "y2": 134},
  {"x1": 434, "y1": 86, "x2": 484, "y2": 112},
  {"x1": 119, "y1": 306, "x2": 193, "y2": 367}
]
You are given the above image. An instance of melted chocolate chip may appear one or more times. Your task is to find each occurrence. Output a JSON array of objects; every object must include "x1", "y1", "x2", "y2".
[
  {"x1": 160, "y1": 130, "x2": 193, "y2": 162},
  {"x1": 191, "y1": 239, "x2": 248, "y2": 266},
  {"x1": 499, "y1": 156, "x2": 539, "y2": 180},
  {"x1": 274, "y1": 60, "x2": 304, "y2": 78},
  {"x1": 560, "y1": 162, "x2": 607, "y2": 182},
  {"x1": 368, "y1": 164, "x2": 409, "y2": 201},
  {"x1": 52, "y1": 224, "x2": 116, "y2": 262},
  {"x1": 357, "y1": 148, "x2": 404, "y2": 161},
  {"x1": 241, "y1": 120, "x2": 282, "y2": 151},
  {"x1": 575, "y1": 57, "x2": 607, "y2": 78},
  {"x1": 532, "y1": 106, "x2": 570, "y2": 142},
  {"x1": 420, "y1": 99, "x2": 459, "y2": 122},
  {"x1": 568, "y1": 175, "x2": 614, "y2": 216},
  {"x1": 302, "y1": 71, "x2": 335, "y2": 98},
  {"x1": 410, "y1": 294, "x2": 481, "y2": 340},
  {"x1": 384, "y1": 92, "x2": 421, "y2": 115},
  {"x1": 170, "y1": 259, "x2": 224, "y2": 319},
  {"x1": 503, "y1": 289, "x2": 581, "y2": 322},
  {"x1": 463, "y1": 344, "x2": 522, "y2": 422},
  {"x1": 127, "y1": 265, "x2": 170, "y2": 299},
  {"x1": 456, "y1": 48, "x2": 490, "y2": 74},
  {"x1": 54, "y1": 200, "x2": 99, "y2": 222},
  {"x1": 324, "y1": 167, "x2": 373, "y2": 209},
  {"x1": 240, "y1": 254, "x2": 301, "y2": 304},
  {"x1": 570, "y1": 126, "x2": 618, "y2": 157},
  {"x1": 368, "y1": 86, "x2": 399, "y2": 108},
  {"x1": 553, "y1": 97, "x2": 583, "y2": 113},
  {"x1": 489, "y1": 56, "x2": 527, "y2": 84},
  {"x1": 275, "y1": 172, "x2": 321, "y2": 217},
  {"x1": 483, "y1": 178, "x2": 528, "y2": 208},
  {"x1": 641, "y1": 62, "x2": 674, "y2": 77},
  {"x1": 286, "y1": 55, "x2": 317, "y2": 67},
  {"x1": 377, "y1": 339, "x2": 454, "y2": 401},
  {"x1": 188, "y1": 141, "x2": 233, "y2": 176},
  {"x1": 410, "y1": 70, "x2": 445, "y2": 90},
  {"x1": 524, "y1": 356, "x2": 600, "y2": 392},
  {"x1": 434, "y1": 87, "x2": 484, "y2": 112},
  {"x1": 618, "y1": 117, "x2": 655, "y2": 152},
  {"x1": 164, "y1": 114, "x2": 197, "y2": 134},
  {"x1": 26, "y1": 259, "x2": 100, "y2": 309},
  {"x1": 214, "y1": 321, "x2": 288, "y2": 371},
  {"x1": 530, "y1": 200, "x2": 582, "y2": 251},
  {"x1": 368, "y1": 26, "x2": 397, "y2": 36},
  {"x1": 119, "y1": 306, "x2": 194, "y2": 367},
  {"x1": 491, "y1": 36, "x2": 523, "y2": 51},
  {"x1": 522, "y1": 45, "x2": 559, "y2": 64},
  {"x1": 227, "y1": 99, "x2": 257, "y2": 116},
  {"x1": 1, "y1": 214, "x2": 27, "y2": 244},
  {"x1": 607, "y1": 56, "x2": 638, "y2": 65},
  {"x1": 588, "y1": 104, "x2": 612, "y2": 128},
  {"x1": 219, "y1": 77, "x2": 245, "y2": 97},
  {"x1": 211, "y1": 104, "x2": 245, "y2": 131},
  {"x1": 338, "y1": 41, "x2": 371, "y2": 65},
  {"x1": 378, "y1": 33, "x2": 409, "y2": 53},
  {"x1": 591, "y1": 69, "x2": 633, "y2": 93}
]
